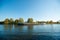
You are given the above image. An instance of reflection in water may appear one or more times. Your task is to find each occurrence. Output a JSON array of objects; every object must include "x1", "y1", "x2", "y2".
[
  {"x1": 3, "y1": 24, "x2": 56, "y2": 35},
  {"x1": 14, "y1": 25, "x2": 24, "y2": 32},
  {"x1": 27, "y1": 25, "x2": 33, "y2": 35},
  {"x1": 2, "y1": 24, "x2": 60, "y2": 35},
  {"x1": 4, "y1": 25, "x2": 33, "y2": 31},
  {"x1": 50, "y1": 24, "x2": 54, "y2": 35},
  {"x1": 4, "y1": 24, "x2": 13, "y2": 31},
  {"x1": 28, "y1": 25, "x2": 33, "y2": 30},
  {"x1": 1, "y1": 24, "x2": 60, "y2": 40},
  {"x1": 18, "y1": 25, "x2": 23, "y2": 31},
  {"x1": 4, "y1": 24, "x2": 9, "y2": 31}
]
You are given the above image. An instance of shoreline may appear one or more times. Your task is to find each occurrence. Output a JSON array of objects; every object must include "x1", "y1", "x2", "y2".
[{"x1": 0, "y1": 22, "x2": 60, "y2": 25}]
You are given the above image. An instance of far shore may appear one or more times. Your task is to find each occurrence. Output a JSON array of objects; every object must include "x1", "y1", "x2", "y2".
[{"x1": 0, "y1": 22, "x2": 60, "y2": 25}]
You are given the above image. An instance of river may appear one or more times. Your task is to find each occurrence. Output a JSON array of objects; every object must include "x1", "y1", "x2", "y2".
[{"x1": 0, "y1": 24, "x2": 60, "y2": 40}]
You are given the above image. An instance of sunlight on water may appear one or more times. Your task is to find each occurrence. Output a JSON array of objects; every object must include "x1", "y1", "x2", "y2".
[
  {"x1": 0, "y1": 24, "x2": 59, "y2": 36},
  {"x1": 0, "y1": 24, "x2": 60, "y2": 40}
]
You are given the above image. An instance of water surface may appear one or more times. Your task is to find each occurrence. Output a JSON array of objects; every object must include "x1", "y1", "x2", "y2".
[{"x1": 0, "y1": 24, "x2": 60, "y2": 40}]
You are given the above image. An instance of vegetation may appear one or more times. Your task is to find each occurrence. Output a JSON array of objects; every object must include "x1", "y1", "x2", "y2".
[
  {"x1": 27, "y1": 18, "x2": 33, "y2": 23},
  {"x1": 9, "y1": 18, "x2": 14, "y2": 24},
  {"x1": 14, "y1": 19, "x2": 19, "y2": 24},
  {"x1": 46, "y1": 20, "x2": 53, "y2": 24},
  {"x1": 4, "y1": 18, "x2": 10, "y2": 24},
  {"x1": 0, "y1": 18, "x2": 60, "y2": 25},
  {"x1": 19, "y1": 18, "x2": 24, "y2": 23}
]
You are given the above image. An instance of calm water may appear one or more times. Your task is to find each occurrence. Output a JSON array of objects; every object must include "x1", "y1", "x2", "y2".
[{"x1": 0, "y1": 24, "x2": 60, "y2": 40}]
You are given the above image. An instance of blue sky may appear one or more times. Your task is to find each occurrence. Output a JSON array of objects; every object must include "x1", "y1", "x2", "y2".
[{"x1": 0, "y1": 0, "x2": 60, "y2": 21}]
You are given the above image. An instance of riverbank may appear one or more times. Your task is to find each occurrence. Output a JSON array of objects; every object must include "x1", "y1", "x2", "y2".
[
  {"x1": 18, "y1": 23, "x2": 40, "y2": 25},
  {"x1": 0, "y1": 22, "x2": 40, "y2": 25},
  {"x1": 0, "y1": 22, "x2": 60, "y2": 25}
]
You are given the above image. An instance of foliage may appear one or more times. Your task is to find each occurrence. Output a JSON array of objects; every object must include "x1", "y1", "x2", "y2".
[
  {"x1": 10, "y1": 18, "x2": 14, "y2": 24},
  {"x1": 19, "y1": 18, "x2": 24, "y2": 23},
  {"x1": 15, "y1": 19, "x2": 19, "y2": 24},
  {"x1": 4, "y1": 18, "x2": 10, "y2": 24},
  {"x1": 27, "y1": 18, "x2": 33, "y2": 23}
]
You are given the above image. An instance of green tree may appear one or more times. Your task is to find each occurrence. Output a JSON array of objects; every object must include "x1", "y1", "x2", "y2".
[
  {"x1": 10, "y1": 18, "x2": 14, "y2": 24},
  {"x1": 19, "y1": 18, "x2": 24, "y2": 23},
  {"x1": 15, "y1": 19, "x2": 19, "y2": 24},
  {"x1": 4, "y1": 18, "x2": 10, "y2": 24},
  {"x1": 49, "y1": 20, "x2": 53, "y2": 24},
  {"x1": 27, "y1": 18, "x2": 33, "y2": 23}
]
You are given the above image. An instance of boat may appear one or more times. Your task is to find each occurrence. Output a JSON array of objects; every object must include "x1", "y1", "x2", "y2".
[{"x1": 17, "y1": 23, "x2": 24, "y2": 25}]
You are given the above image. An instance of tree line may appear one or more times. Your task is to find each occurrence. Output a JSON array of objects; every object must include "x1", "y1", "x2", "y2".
[
  {"x1": 1, "y1": 18, "x2": 60, "y2": 24},
  {"x1": 4, "y1": 18, "x2": 34, "y2": 24}
]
